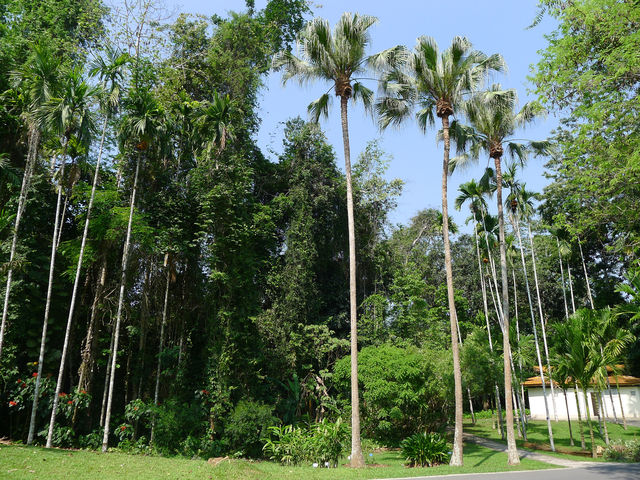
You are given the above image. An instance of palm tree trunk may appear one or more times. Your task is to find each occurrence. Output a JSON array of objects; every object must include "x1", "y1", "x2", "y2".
[
  {"x1": 78, "y1": 259, "x2": 107, "y2": 395},
  {"x1": 102, "y1": 154, "x2": 141, "y2": 452},
  {"x1": 583, "y1": 389, "x2": 597, "y2": 458},
  {"x1": 494, "y1": 156, "x2": 519, "y2": 465},
  {"x1": 441, "y1": 115, "x2": 464, "y2": 466},
  {"x1": 340, "y1": 95, "x2": 364, "y2": 468},
  {"x1": 563, "y1": 388, "x2": 574, "y2": 446},
  {"x1": 485, "y1": 266, "x2": 505, "y2": 439},
  {"x1": 100, "y1": 327, "x2": 115, "y2": 428},
  {"x1": 0, "y1": 128, "x2": 39, "y2": 359},
  {"x1": 556, "y1": 238, "x2": 569, "y2": 320},
  {"x1": 598, "y1": 392, "x2": 609, "y2": 444},
  {"x1": 151, "y1": 253, "x2": 170, "y2": 445},
  {"x1": 578, "y1": 240, "x2": 595, "y2": 309},
  {"x1": 575, "y1": 385, "x2": 586, "y2": 450},
  {"x1": 29, "y1": 154, "x2": 67, "y2": 445},
  {"x1": 512, "y1": 212, "x2": 555, "y2": 452},
  {"x1": 512, "y1": 268, "x2": 528, "y2": 436},
  {"x1": 567, "y1": 262, "x2": 576, "y2": 314},
  {"x1": 614, "y1": 376, "x2": 627, "y2": 429},
  {"x1": 527, "y1": 222, "x2": 559, "y2": 421}
]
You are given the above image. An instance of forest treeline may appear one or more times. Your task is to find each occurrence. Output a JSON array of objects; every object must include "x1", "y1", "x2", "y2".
[{"x1": 1, "y1": 0, "x2": 639, "y2": 466}]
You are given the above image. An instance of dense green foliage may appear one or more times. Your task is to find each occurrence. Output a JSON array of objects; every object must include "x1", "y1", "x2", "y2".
[{"x1": 1, "y1": 0, "x2": 639, "y2": 469}]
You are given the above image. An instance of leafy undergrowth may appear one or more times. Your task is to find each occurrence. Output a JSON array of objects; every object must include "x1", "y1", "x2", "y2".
[
  {"x1": 0, "y1": 442, "x2": 557, "y2": 480},
  {"x1": 466, "y1": 418, "x2": 640, "y2": 462}
]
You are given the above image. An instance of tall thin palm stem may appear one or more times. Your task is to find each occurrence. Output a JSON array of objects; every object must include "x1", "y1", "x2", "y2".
[
  {"x1": 151, "y1": 254, "x2": 171, "y2": 445},
  {"x1": 441, "y1": 116, "x2": 464, "y2": 466},
  {"x1": 574, "y1": 385, "x2": 586, "y2": 449},
  {"x1": 30, "y1": 152, "x2": 67, "y2": 445},
  {"x1": 512, "y1": 213, "x2": 555, "y2": 451},
  {"x1": 527, "y1": 222, "x2": 558, "y2": 421},
  {"x1": 567, "y1": 262, "x2": 577, "y2": 314},
  {"x1": 556, "y1": 238, "x2": 569, "y2": 320},
  {"x1": 102, "y1": 154, "x2": 141, "y2": 452},
  {"x1": 473, "y1": 214, "x2": 504, "y2": 436},
  {"x1": 578, "y1": 240, "x2": 595, "y2": 309},
  {"x1": 0, "y1": 129, "x2": 39, "y2": 359}
]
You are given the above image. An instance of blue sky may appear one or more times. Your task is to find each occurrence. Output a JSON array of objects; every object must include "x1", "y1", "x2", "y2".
[{"x1": 174, "y1": 0, "x2": 558, "y2": 232}]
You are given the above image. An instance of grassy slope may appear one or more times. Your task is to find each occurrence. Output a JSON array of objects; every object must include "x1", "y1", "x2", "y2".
[
  {"x1": 0, "y1": 442, "x2": 557, "y2": 480},
  {"x1": 466, "y1": 418, "x2": 640, "y2": 461}
]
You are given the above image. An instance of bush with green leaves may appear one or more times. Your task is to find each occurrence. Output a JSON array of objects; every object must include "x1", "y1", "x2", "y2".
[
  {"x1": 263, "y1": 418, "x2": 350, "y2": 467},
  {"x1": 401, "y1": 432, "x2": 450, "y2": 467},
  {"x1": 333, "y1": 344, "x2": 452, "y2": 445},
  {"x1": 222, "y1": 399, "x2": 277, "y2": 458},
  {"x1": 603, "y1": 439, "x2": 640, "y2": 462}
]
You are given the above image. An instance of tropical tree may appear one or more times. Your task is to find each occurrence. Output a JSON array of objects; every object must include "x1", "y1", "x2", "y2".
[
  {"x1": 0, "y1": 43, "x2": 60, "y2": 359},
  {"x1": 449, "y1": 84, "x2": 551, "y2": 458},
  {"x1": 102, "y1": 86, "x2": 165, "y2": 452},
  {"x1": 377, "y1": 36, "x2": 505, "y2": 465},
  {"x1": 42, "y1": 67, "x2": 98, "y2": 448},
  {"x1": 272, "y1": 13, "x2": 402, "y2": 467}
]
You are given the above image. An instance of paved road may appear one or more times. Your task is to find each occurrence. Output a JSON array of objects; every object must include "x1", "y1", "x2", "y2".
[{"x1": 374, "y1": 463, "x2": 640, "y2": 480}]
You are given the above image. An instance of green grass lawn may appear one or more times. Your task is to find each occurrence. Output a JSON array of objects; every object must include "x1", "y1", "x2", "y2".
[
  {"x1": 465, "y1": 417, "x2": 640, "y2": 461},
  {"x1": 0, "y1": 442, "x2": 557, "y2": 480}
]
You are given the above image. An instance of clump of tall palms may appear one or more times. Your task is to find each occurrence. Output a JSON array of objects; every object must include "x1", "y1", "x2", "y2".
[
  {"x1": 553, "y1": 308, "x2": 634, "y2": 458},
  {"x1": 377, "y1": 36, "x2": 505, "y2": 465}
]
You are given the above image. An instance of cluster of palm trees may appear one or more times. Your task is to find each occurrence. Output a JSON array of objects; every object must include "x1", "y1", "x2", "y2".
[
  {"x1": 0, "y1": 40, "x2": 234, "y2": 451},
  {"x1": 272, "y1": 11, "x2": 568, "y2": 466}
]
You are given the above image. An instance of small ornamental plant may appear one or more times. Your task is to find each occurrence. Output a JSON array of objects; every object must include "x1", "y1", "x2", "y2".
[{"x1": 401, "y1": 432, "x2": 450, "y2": 467}]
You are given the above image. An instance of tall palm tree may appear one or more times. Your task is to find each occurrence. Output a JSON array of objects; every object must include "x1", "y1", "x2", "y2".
[
  {"x1": 449, "y1": 85, "x2": 551, "y2": 461},
  {"x1": 273, "y1": 13, "x2": 403, "y2": 467},
  {"x1": 0, "y1": 44, "x2": 59, "y2": 359},
  {"x1": 74, "y1": 46, "x2": 130, "y2": 398},
  {"x1": 42, "y1": 67, "x2": 98, "y2": 448},
  {"x1": 102, "y1": 87, "x2": 164, "y2": 452}
]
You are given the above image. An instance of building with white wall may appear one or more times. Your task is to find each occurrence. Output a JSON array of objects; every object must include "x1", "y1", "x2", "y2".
[{"x1": 523, "y1": 371, "x2": 640, "y2": 421}]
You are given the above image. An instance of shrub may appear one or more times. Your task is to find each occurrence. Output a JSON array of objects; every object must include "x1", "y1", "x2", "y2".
[
  {"x1": 223, "y1": 399, "x2": 277, "y2": 458},
  {"x1": 263, "y1": 418, "x2": 350, "y2": 467},
  {"x1": 333, "y1": 345, "x2": 452, "y2": 445},
  {"x1": 401, "y1": 432, "x2": 449, "y2": 467},
  {"x1": 603, "y1": 440, "x2": 640, "y2": 462}
]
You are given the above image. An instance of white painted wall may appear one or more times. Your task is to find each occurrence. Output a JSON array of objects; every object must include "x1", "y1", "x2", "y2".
[{"x1": 528, "y1": 386, "x2": 640, "y2": 420}]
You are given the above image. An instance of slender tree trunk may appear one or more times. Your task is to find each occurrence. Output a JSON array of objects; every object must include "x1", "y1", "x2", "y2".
[
  {"x1": 485, "y1": 266, "x2": 505, "y2": 439},
  {"x1": 493, "y1": 156, "x2": 519, "y2": 465},
  {"x1": 339, "y1": 96, "x2": 364, "y2": 468},
  {"x1": 575, "y1": 385, "x2": 586, "y2": 450},
  {"x1": 556, "y1": 238, "x2": 569, "y2": 320},
  {"x1": 614, "y1": 376, "x2": 627, "y2": 429},
  {"x1": 441, "y1": 115, "x2": 464, "y2": 466},
  {"x1": 512, "y1": 213, "x2": 555, "y2": 451},
  {"x1": 0, "y1": 128, "x2": 39, "y2": 359},
  {"x1": 512, "y1": 268, "x2": 528, "y2": 437},
  {"x1": 151, "y1": 253, "x2": 171, "y2": 445},
  {"x1": 78, "y1": 260, "x2": 107, "y2": 395},
  {"x1": 29, "y1": 154, "x2": 67, "y2": 445},
  {"x1": 583, "y1": 389, "x2": 597, "y2": 458},
  {"x1": 102, "y1": 154, "x2": 141, "y2": 452},
  {"x1": 455, "y1": 318, "x2": 476, "y2": 426},
  {"x1": 100, "y1": 327, "x2": 115, "y2": 428},
  {"x1": 527, "y1": 222, "x2": 559, "y2": 421},
  {"x1": 567, "y1": 262, "x2": 576, "y2": 314},
  {"x1": 578, "y1": 240, "x2": 595, "y2": 309},
  {"x1": 598, "y1": 392, "x2": 609, "y2": 444},
  {"x1": 563, "y1": 389, "x2": 574, "y2": 446}
]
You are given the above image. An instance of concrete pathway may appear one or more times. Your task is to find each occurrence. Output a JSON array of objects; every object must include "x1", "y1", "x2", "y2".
[
  {"x1": 462, "y1": 433, "x2": 593, "y2": 467},
  {"x1": 375, "y1": 434, "x2": 640, "y2": 480}
]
